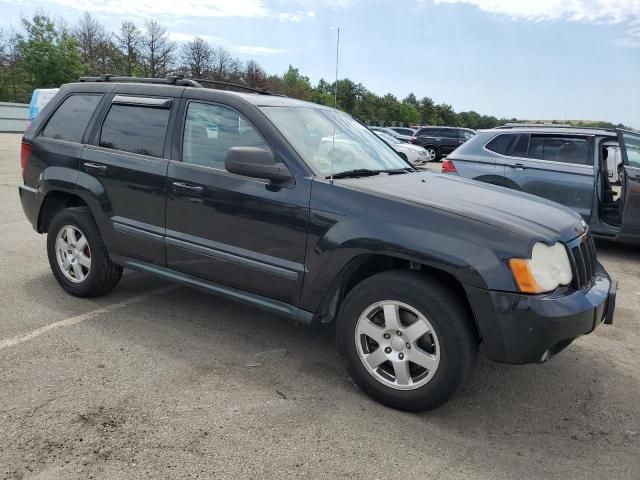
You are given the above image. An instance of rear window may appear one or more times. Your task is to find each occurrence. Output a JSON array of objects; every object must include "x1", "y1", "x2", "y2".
[
  {"x1": 41, "y1": 94, "x2": 102, "y2": 143},
  {"x1": 99, "y1": 104, "x2": 170, "y2": 158},
  {"x1": 528, "y1": 135, "x2": 589, "y2": 165},
  {"x1": 485, "y1": 134, "x2": 517, "y2": 155}
]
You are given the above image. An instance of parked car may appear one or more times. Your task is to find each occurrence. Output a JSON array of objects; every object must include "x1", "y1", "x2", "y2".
[
  {"x1": 410, "y1": 126, "x2": 476, "y2": 161},
  {"x1": 27, "y1": 88, "x2": 59, "y2": 127},
  {"x1": 374, "y1": 131, "x2": 430, "y2": 164},
  {"x1": 444, "y1": 125, "x2": 640, "y2": 245},
  {"x1": 18, "y1": 77, "x2": 616, "y2": 412},
  {"x1": 369, "y1": 127, "x2": 411, "y2": 143},
  {"x1": 388, "y1": 126, "x2": 416, "y2": 137}
]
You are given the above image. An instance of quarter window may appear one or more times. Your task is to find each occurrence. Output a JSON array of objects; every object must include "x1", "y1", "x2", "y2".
[
  {"x1": 41, "y1": 94, "x2": 102, "y2": 143},
  {"x1": 182, "y1": 102, "x2": 270, "y2": 170},
  {"x1": 528, "y1": 135, "x2": 589, "y2": 165},
  {"x1": 485, "y1": 134, "x2": 517, "y2": 155},
  {"x1": 99, "y1": 104, "x2": 170, "y2": 158}
]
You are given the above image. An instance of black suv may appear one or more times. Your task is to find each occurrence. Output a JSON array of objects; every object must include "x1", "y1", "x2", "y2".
[
  {"x1": 410, "y1": 126, "x2": 476, "y2": 161},
  {"x1": 18, "y1": 76, "x2": 616, "y2": 411}
]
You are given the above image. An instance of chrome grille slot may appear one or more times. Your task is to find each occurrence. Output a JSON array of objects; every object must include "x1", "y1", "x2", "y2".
[{"x1": 569, "y1": 232, "x2": 597, "y2": 290}]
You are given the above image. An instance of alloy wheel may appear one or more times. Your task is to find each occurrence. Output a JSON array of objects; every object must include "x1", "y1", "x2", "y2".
[
  {"x1": 55, "y1": 225, "x2": 91, "y2": 283},
  {"x1": 354, "y1": 300, "x2": 440, "y2": 390}
]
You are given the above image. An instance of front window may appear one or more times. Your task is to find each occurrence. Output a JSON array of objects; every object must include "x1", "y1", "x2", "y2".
[{"x1": 260, "y1": 107, "x2": 409, "y2": 177}]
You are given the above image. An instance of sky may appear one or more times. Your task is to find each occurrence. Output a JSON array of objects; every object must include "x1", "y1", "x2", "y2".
[{"x1": 1, "y1": 0, "x2": 639, "y2": 127}]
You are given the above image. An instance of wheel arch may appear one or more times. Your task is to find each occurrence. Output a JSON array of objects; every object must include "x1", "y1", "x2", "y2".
[
  {"x1": 313, "y1": 253, "x2": 481, "y2": 340},
  {"x1": 38, "y1": 190, "x2": 89, "y2": 233},
  {"x1": 474, "y1": 174, "x2": 521, "y2": 191}
]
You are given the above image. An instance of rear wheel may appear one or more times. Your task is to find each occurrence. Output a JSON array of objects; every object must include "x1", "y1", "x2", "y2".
[
  {"x1": 336, "y1": 270, "x2": 477, "y2": 411},
  {"x1": 424, "y1": 147, "x2": 438, "y2": 162},
  {"x1": 47, "y1": 207, "x2": 122, "y2": 297}
]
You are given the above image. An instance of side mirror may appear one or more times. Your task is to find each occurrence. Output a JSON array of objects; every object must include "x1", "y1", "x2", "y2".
[{"x1": 225, "y1": 147, "x2": 293, "y2": 184}]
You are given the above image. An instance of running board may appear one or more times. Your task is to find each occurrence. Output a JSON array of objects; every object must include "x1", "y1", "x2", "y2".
[{"x1": 125, "y1": 259, "x2": 314, "y2": 325}]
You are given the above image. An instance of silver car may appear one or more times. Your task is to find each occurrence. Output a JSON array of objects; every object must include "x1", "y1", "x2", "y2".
[{"x1": 445, "y1": 125, "x2": 640, "y2": 244}]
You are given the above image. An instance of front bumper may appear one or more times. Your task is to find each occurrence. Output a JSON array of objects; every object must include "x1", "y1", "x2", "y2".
[{"x1": 464, "y1": 264, "x2": 616, "y2": 364}]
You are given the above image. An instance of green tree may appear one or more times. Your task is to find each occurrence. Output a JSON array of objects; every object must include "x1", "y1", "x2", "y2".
[
  {"x1": 280, "y1": 65, "x2": 312, "y2": 99},
  {"x1": 17, "y1": 14, "x2": 83, "y2": 89}
]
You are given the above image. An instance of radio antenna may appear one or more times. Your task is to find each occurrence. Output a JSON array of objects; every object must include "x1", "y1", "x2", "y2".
[{"x1": 330, "y1": 27, "x2": 340, "y2": 184}]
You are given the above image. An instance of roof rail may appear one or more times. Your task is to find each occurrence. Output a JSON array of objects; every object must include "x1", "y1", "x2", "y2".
[
  {"x1": 494, "y1": 123, "x2": 616, "y2": 132},
  {"x1": 77, "y1": 74, "x2": 283, "y2": 96},
  {"x1": 189, "y1": 78, "x2": 283, "y2": 96}
]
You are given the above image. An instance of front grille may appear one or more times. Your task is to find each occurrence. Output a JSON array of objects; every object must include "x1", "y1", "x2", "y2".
[{"x1": 568, "y1": 232, "x2": 597, "y2": 290}]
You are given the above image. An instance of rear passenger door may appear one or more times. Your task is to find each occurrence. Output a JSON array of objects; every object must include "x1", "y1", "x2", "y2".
[
  {"x1": 437, "y1": 128, "x2": 462, "y2": 154},
  {"x1": 505, "y1": 133, "x2": 595, "y2": 219},
  {"x1": 80, "y1": 94, "x2": 176, "y2": 265}
]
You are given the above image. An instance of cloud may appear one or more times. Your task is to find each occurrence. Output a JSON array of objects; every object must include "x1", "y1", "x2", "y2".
[
  {"x1": 431, "y1": 0, "x2": 640, "y2": 23},
  {"x1": 14, "y1": 0, "x2": 269, "y2": 18},
  {"x1": 168, "y1": 32, "x2": 297, "y2": 57},
  {"x1": 429, "y1": 0, "x2": 640, "y2": 47}
]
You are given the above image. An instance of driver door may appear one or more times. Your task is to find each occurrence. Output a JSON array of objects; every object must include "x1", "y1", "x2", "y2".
[{"x1": 617, "y1": 129, "x2": 640, "y2": 239}]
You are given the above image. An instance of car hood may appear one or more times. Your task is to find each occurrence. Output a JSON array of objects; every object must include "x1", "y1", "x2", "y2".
[{"x1": 340, "y1": 171, "x2": 586, "y2": 242}]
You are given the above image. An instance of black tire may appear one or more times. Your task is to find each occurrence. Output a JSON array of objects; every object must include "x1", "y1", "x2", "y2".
[
  {"x1": 47, "y1": 207, "x2": 123, "y2": 297},
  {"x1": 336, "y1": 270, "x2": 477, "y2": 412}
]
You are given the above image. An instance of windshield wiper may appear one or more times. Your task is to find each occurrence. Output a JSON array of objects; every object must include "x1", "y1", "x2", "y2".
[
  {"x1": 327, "y1": 169, "x2": 383, "y2": 179},
  {"x1": 327, "y1": 167, "x2": 415, "y2": 179}
]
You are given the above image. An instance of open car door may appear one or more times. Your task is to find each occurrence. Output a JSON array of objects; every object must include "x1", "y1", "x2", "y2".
[{"x1": 617, "y1": 129, "x2": 640, "y2": 240}]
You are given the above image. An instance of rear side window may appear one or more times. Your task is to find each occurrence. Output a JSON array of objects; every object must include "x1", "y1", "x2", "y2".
[
  {"x1": 528, "y1": 135, "x2": 589, "y2": 165},
  {"x1": 511, "y1": 134, "x2": 529, "y2": 157},
  {"x1": 485, "y1": 134, "x2": 517, "y2": 155},
  {"x1": 41, "y1": 94, "x2": 102, "y2": 143},
  {"x1": 439, "y1": 129, "x2": 457, "y2": 139},
  {"x1": 99, "y1": 104, "x2": 170, "y2": 158}
]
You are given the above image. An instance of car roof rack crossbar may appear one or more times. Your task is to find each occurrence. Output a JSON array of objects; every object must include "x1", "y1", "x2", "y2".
[
  {"x1": 78, "y1": 74, "x2": 284, "y2": 96},
  {"x1": 78, "y1": 74, "x2": 203, "y2": 87}
]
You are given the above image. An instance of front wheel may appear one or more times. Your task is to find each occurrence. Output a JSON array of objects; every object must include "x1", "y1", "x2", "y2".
[{"x1": 336, "y1": 271, "x2": 477, "y2": 411}]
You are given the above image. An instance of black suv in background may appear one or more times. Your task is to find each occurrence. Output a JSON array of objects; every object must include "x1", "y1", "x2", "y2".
[
  {"x1": 410, "y1": 126, "x2": 476, "y2": 161},
  {"x1": 18, "y1": 76, "x2": 616, "y2": 411}
]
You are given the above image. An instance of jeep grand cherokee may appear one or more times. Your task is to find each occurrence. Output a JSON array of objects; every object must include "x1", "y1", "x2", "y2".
[{"x1": 18, "y1": 76, "x2": 617, "y2": 411}]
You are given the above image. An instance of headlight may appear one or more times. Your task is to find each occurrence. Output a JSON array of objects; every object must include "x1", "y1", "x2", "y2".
[
  {"x1": 418, "y1": 150, "x2": 427, "y2": 156},
  {"x1": 509, "y1": 242, "x2": 573, "y2": 293}
]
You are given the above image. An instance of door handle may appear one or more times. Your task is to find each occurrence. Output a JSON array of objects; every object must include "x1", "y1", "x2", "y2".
[
  {"x1": 172, "y1": 182, "x2": 204, "y2": 195},
  {"x1": 514, "y1": 163, "x2": 526, "y2": 170},
  {"x1": 82, "y1": 162, "x2": 107, "y2": 174}
]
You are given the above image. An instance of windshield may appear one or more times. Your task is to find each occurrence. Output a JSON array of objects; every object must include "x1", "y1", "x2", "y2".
[{"x1": 260, "y1": 107, "x2": 409, "y2": 176}]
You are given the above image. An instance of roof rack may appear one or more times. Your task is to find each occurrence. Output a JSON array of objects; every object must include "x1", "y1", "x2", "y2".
[
  {"x1": 494, "y1": 123, "x2": 616, "y2": 132},
  {"x1": 77, "y1": 74, "x2": 282, "y2": 96}
]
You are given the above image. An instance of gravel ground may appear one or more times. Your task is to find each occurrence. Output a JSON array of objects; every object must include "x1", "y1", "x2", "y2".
[{"x1": 0, "y1": 133, "x2": 639, "y2": 479}]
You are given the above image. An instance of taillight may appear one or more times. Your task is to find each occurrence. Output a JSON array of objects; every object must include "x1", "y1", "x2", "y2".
[
  {"x1": 21, "y1": 141, "x2": 32, "y2": 180},
  {"x1": 441, "y1": 158, "x2": 457, "y2": 173},
  {"x1": 410, "y1": 136, "x2": 417, "y2": 144}
]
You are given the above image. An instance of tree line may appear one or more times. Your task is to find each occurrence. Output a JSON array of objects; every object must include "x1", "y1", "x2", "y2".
[{"x1": 0, "y1": 13, "x2": 627, "y2": 130}]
